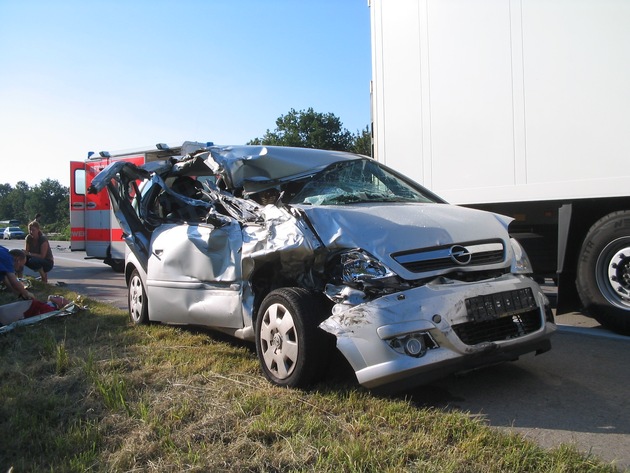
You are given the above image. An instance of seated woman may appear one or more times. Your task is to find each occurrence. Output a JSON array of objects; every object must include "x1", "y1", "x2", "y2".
[{"x1": 24, "y1": 220, "x2": 54, "y2": 283}]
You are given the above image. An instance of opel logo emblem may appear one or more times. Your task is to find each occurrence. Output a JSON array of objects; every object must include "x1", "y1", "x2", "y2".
[{"x1": 450, "y1": 245, "x2": 472, "y2": 265}]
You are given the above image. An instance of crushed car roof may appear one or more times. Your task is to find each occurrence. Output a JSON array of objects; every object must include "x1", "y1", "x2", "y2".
[
  {"x1": 203, "y1": 146, "x2": 365, "y2": 194},
  {"x1": 90, "y1": 145, "x2": 367, "y2": 197}
]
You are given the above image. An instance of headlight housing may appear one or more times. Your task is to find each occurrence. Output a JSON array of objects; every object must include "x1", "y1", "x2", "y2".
[
  {"x1": 510, "y1": 238, "x2": 533, "y2": 274},
  {"x1": 326, "y1": 250, "x2": 406, "y2": 304},
  {"x1": 341, "y1": 249, "x2": 396, "y2": 284}
]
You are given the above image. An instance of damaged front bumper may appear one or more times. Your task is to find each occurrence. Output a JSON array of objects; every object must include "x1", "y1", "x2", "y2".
[{"x1": 319, "y1": 274, "x2": 556, "y2": 390}]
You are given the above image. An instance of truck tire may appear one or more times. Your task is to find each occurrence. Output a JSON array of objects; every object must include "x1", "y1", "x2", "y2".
[{"x1": 576, "y1": 211, "x2": 630, "y2": 335}]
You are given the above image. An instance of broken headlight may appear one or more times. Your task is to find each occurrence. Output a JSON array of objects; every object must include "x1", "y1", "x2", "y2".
[
  {"x1": 341, "y1": 250, "x2": 396, "y2": 284},
  {"x1": 510, "y1": 238, "x2": 533, "y2": 274},
  {"x1": 329, "y1": 250, "x2": 409, "y2": 301}
]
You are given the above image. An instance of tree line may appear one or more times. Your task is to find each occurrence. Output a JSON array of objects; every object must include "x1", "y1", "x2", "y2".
[
  {"x1": 0, "y1": 179, "x2": 69, "y2": 237},
  {"x1": 0, "y1": 109, "x2": 370, "y2": 239}
]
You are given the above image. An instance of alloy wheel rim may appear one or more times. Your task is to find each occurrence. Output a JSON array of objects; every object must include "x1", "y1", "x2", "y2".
[{"x1": 259, "y1": 303, "x2": 298, "y2": 380}]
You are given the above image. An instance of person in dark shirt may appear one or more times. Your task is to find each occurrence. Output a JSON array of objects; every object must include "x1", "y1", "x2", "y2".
[{"x1": 0, "y1": 246, "x2": 35, "y2": 300}]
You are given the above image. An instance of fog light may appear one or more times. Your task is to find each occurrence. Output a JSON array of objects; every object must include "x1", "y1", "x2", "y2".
[
  {"x1": 388, "y1": 332, "x2": 437, "y2": 357},
  {"x1": 404, "y1": 335, "x2": 426, "y2": 357}
]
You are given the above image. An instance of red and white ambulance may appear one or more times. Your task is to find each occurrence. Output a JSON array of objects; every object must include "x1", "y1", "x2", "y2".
[{"x1": 69, "y1": 141, "x2": 210, "y2": 271}]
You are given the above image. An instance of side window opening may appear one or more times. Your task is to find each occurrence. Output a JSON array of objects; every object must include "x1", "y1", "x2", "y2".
[{"x1": 74, "y1": 169, "x2": 86, "y2": 195}]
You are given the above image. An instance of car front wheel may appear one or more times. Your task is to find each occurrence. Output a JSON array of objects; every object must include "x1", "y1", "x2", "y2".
[
  {"x1": 255, "y1": 288, "x2": 333, "y2": 388},
  {"x1": 128, "y1": 269, "x2": 149, "y2": 325}
]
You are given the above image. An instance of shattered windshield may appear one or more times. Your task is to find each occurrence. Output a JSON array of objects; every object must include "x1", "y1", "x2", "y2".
[{"x1": 288, "y1": 159, "x2": 440, "y2": 205}]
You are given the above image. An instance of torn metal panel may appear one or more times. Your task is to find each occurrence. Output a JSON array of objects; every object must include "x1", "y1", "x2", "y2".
[
  {"x1": 89, "y1": 160, "x2": 151, "y2": 194},
  {"x1": 242, "y1": 205, "x2": 323, "y2": 280},
  {"x1": 206, "y1": 146, "x2": 360, "y2": 193}
]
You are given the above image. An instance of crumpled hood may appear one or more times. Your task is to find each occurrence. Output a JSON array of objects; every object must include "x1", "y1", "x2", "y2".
[{"x1": 299, "y1": 203, "x2": 512, "y2": 278}]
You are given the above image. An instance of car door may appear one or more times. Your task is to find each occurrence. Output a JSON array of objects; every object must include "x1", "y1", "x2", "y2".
[
  {"x1": 89, "y1": 159, "x2": 159, "y2": 268},
  {"x1": 146, "y1": 220, "x2": 244, "y2": 328}
]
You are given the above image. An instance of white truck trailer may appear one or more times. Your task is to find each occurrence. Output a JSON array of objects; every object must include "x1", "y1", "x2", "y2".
[{"x1": 369, "y1": 0, "x2": 630, "y2": 334}]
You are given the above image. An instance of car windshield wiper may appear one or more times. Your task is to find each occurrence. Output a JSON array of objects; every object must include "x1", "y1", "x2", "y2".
[{"x1": 365, "y1": 196, "x2": 420, "y2": 203}]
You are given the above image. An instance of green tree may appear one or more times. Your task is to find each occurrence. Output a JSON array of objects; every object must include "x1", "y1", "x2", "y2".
[
  {"x1": 5, "y1": 182, "x2": 31, "y2": 225},
  {"x1": 0, "y1": 179, "x2": 69, "y2": 235},
  {"x1": 26, "y1": 179, "x2": 69, "y2": 232},
  {"x1": 0, "y1": 183, "x2": 12, "y2": 219},
  {"x1": 351, "y1": 125, "x2": 372, "y2": 156},
  {"x1": 248, "y1": 108, "x2": 354, "y2": 151}
]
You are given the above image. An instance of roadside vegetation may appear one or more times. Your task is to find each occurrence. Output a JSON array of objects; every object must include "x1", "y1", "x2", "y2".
[
  {"x1": 0, "y1": 280, "x2": 621, "y2": 472},
  {"x1": 0, "y1": 179, "x2": 69, "y2": 238}
]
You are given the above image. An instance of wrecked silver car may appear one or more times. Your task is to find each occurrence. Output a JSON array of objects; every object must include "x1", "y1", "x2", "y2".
[{"x1": 89, "y1": 144, "x2": 556, "y2": 391}]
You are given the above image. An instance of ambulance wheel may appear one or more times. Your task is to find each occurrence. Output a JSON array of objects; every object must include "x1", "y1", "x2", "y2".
[{"x1": 128, "y1": 269, "x2": 149, "y2": 325}]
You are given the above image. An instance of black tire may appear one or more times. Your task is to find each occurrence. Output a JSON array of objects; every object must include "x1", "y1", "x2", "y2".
[
  {"x1": 128, "y1": 269, "x2": 149, "y2": 325},
  {"x1": 255, "y1": 288, "x2": 334, "y2": 388},
  {"x1": 576, "y1": 211, "x2": 630, "y2": 335}
]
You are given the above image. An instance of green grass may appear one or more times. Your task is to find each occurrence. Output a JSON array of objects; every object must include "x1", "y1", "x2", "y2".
[{"x1": 0, "y1": 280, "x2": 621, "y2": 472}]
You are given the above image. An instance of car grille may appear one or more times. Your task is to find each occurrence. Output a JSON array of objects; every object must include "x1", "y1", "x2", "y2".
[
  {"x1": 453, "y1": 310, "x2": 542, "y2": 345},
  {"x1": 392, "y1": 240, "x2": 505, "y2": 273},
  {"x1": 453, "y1": 288, "x2": 542, "y2": 345}
]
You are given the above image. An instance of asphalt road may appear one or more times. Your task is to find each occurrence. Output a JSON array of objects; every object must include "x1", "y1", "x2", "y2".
[{"x1": 3, "y1": 240, "x2": 630, "y2": 470}]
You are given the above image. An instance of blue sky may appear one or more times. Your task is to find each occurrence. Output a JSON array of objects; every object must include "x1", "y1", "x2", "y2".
[{"x1": 0, "y1": 0, "x2": 371, "y2": 188}]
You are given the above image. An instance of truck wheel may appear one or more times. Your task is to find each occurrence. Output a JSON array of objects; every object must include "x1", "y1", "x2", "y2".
[
  {"x1": 576, "y1": 211, "x2": 630, "y2": 335},
  {"x1": 255, "y1": 288, "x2": 334, "y2": 388},
  {"x1": 128, "y1": 269, "x2": 149, "y2": 325}
]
